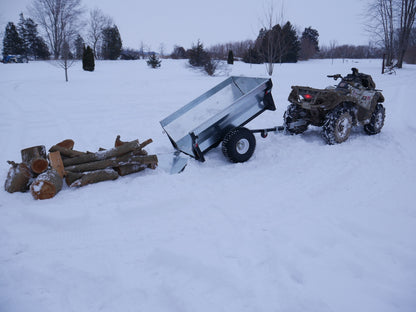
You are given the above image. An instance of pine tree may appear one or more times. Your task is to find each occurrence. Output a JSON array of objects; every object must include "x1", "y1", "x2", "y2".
[
  {"x1": 147, "y1": 53, "x2": 161, "y2": 68},
  {"x1": 299, "y1": 27, "x2": 319, "y2": 60},
  {"x1": 2, "y1": 22, "x2": 24, "y2": 58},
  {"x1": 243, "y1": 47, "x2": 263, "y2": 64},
  {"x1": 188, "y1": 40, "x2": 210, "y2": 67},
  {"x1": 82, "y1": 45, "x2": 95, "y2": 71},
  {"x1": 17, "y1": 13, "x2": 49, "y2": 60},
  {"x1": 227, "y1": 50, "x2": 234, "y2": 64},
  {"x1": 17, "y1": 13, "x2": 29, "y2": 57},
  {"x1": 33, "y1": 36, "x2": 50, "y2": 59},
  {"x1": 281, "y1": 22, "x2": 300, "y2": 63},
  {"x1": 101, "y1": 25, "x2": 122, "y2": 60}
]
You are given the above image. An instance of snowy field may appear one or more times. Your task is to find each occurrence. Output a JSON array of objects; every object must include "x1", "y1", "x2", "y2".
[{"x1": 1, "y1": 58, "x2": 415, "y2": 312}]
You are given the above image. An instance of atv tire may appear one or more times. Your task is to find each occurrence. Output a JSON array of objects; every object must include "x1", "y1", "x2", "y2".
[
  {"x1": 364, "y1": 103, "x2": 385, "y2": 135},
  {"x1": 222, "y1": 127, "x2": 256, "y2": 163},
  {"x1": 322, "y1": 107, "x2": 353, "y2": 144},
  {"x1": 284, "y1": 104, "x2": 310, "y2": 134}
]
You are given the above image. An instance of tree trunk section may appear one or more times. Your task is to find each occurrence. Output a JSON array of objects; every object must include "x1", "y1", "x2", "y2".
[
  {"x1": 30, "y1": 169, "x2": 63, "y2": 200},
  {"x1": 116, "y1": 164, "x2": 147, "y2": 176},
  {"x1": 49, "y1": 145, "x2": 87, "y2": 158},
  {"x1": 64, "y1": 154, "x2": 158, "y2": 173},
  {"x1": 65, "y1": 171, "x2": 84, "y2": 186},
  {"x1": 4, "y1": 161, "x2": 32, "y2": 193},
  {"x1": 21, "y1": 145, "x2": 48, "y2": 174},
  {"x1": 55, "y1": 139, "x2": 75, "y2": 150},
  {"x1": 62, "y1": 140, "x2": 141, "y2": 167},
  {"x1": 49, "y1": 151, "x2": 65, "y2": 178},
  {"x1": 69, "y1": 169, "x2": 119, "y2": 187}
]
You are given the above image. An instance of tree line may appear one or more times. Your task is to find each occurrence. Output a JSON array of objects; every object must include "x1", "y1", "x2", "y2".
[
  {"x1": 3, "y1": 0, "x2": 415, "y2": 69},
  {"x1": 2, "y1": 0, "x2": 122, "y2": 61}
]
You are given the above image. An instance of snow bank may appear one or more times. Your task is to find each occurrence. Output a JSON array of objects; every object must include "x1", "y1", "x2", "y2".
[{"x1": 0, "y1": 59, "x2": 415, "y2": 312}]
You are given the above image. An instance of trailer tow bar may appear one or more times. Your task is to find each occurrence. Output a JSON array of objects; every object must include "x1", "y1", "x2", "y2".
[{"x1": 251, "y1": 126, "x2": 285, "y2": 138}]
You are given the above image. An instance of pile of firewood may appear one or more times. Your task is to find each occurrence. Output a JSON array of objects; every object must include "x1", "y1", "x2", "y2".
[{"x1": 4, "y1": 136, "x2": 158, "y2": 200}]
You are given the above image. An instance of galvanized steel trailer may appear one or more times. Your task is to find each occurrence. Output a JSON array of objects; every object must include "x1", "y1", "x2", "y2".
[{"x1": 160, "y1": 76, "x2": 277, "y2": 163}]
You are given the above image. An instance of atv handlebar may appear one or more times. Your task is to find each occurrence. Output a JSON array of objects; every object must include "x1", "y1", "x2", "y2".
[{"x1": 327, "y1": 74, "x2": 342, "y2": 80}]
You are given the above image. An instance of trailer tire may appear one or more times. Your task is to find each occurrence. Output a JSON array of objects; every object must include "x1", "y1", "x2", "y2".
[{"x1": 222, "y1": 127, "x2": 256, "y2": 163}]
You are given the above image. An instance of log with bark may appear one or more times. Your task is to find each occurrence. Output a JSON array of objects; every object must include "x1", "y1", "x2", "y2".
[
  {"x1": 21, "y1": 145, "x2": 48, "y2": 174},
  {"x1": 49, "y1": 145, "x2": 87, "y2": 158},
  {"x1": 5, "y1": 136, "x2": 158, "y2": 200},
  {"x1": 64, "y1": 154, "x2": 158, "y2": 173},
  {"x1": 30, "y1": 169, "x2": 63, "y2": 200},
  {"x1": 62, "y1": 140, "x2": 142, "y2": 167},
  {"x1": 4, "y1": 161, "x2": 32, "y2": 193},
  {"x1": 67, "y1": 169, "x2": 119, "y2": 187}
]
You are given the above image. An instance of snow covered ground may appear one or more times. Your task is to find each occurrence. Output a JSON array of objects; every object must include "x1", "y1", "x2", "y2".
[{"x1": 1, "y1": 58, "x2": 415, "y2": 312}]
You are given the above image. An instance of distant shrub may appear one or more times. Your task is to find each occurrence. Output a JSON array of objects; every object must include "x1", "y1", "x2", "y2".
[
  {"x1": 204, "y1": 59, "x2": 218, "y2": 76},
  {"x1": 147, "y1": 53, "x2": 161, "y2": 68}
]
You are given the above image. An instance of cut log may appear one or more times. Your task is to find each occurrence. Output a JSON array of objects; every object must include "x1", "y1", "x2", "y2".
[
  {"x1": 56, "y1": 139, "x2": 74, "y2": 150},
  {"x1": 30, "y1": 169, "x2": 63, "y2": 200},
  {"x1": 49, "y1": 145, "x2": 87, "y2": 158},
  {"x1": 70, "y1": 169, "x2": 119, "y2": 187},
  {"x1": 4, "y1": 161, "x2": 32, "y2": 193},
  {"x1": 116, "y1": 164, "x2": 147, "y2": 176},
  {"x1": 21, "y1": 145, "x2": 48, "y2": 174},
  {"x1": 48, "y1": 151, "x2": 65, "y2": 178},
  {"x1": 64, "y1": 154, "x2": 158, "y2": 173},
  {"x1": 62, "y1": 139, "x2": 141, "y2": 167},
  {"x1": 65, "y1": 171, "x2": 84, "y2": 186}
]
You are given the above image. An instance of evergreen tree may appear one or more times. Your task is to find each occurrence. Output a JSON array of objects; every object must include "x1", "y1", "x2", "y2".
[
  {"x1": 2, "y1": 22, "x2": 24, "y2": 58},
  {"x1": 101, "y1": 25, "x2": 122, "y2": 60},
  {"x1": 146, "y1": 53, "x2": 161, "y2": 68},
  {"x1": 74, "y1": 34, "x2": 85, "y2": 59},
  {"x1": 17, "y1": 13, "x2": 30, "y2": 57},
  {"x1": 299, "y1": 27, "x2": 319, "y2": 60},
  {"x1": 281, "y1": 22, "x2": 300, "y2": 63},
  {"x1": 82, "y1": 45, "x2": 95, "y2": 71},
  {"x1": 17, "y1": 13, "x2": 49, "y2": 60},
  {"x1": 33, "y1": 36, "x2": 50, "y2": 59},
  {"x1": 242, "y1": 47, "x2": 263, "y2": 64},
  {"x1": 188, "y1": 40, "x2": 210, "y2": 67},
  {"x1": 227, "y1": 50, "x2": 234, "y2": 64}
]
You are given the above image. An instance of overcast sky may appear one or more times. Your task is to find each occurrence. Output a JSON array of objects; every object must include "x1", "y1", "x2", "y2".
[{"x1": 0, "y1": 0, "x2": 370, "y2": 53}]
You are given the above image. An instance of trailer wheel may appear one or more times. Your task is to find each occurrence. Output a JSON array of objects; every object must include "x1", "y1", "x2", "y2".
[{"x1": 222, "y1": 127, "x2": 256, "y2": 163}]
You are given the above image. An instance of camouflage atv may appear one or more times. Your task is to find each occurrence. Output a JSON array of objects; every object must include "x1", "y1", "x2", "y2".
[{"x1": 284, "y1": 68, "x2": 385, "y2": 144}]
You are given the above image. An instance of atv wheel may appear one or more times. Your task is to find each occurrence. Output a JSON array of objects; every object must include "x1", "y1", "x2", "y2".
[
  {"x1": 322, "y1": 107, "x2": 353, "y2": 144},
  {"x1": 284, "y1": 104, "x2": 310, "y2": 134},
  {"x1": 364, "y1": 103, "x2": 385, "y2": 135},
  {"x1": 222, "y1": 127, "x2": 256, "y2": 163}
]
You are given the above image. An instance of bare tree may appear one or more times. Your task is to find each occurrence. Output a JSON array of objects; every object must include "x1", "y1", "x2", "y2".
[
  {"x1": 397, "y1": 0, "x2": 416, "y2": 67},
  {"x1": 259, "y1": 1, "x2": 286, "y2": 76},
  {"x1": 87, "y1": 7, "x2": 112, "y2": 59},
  {"x1": 57, "y1": 39, "x2": 74, "y2": 81},
  {"x1": 30, "y1": 0, "x2": 83, "y2": 59},
  {"x1": 329, "y1": 40, "x2": 338, "y2": 64},
  {"x1": 366, "y1": 0, "x2": 395, "y2": 65}
]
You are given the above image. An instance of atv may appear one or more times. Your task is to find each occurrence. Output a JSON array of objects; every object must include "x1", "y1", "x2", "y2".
[{"x1": 284, "y1": 68, "x2": 385, "y2": 144}]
